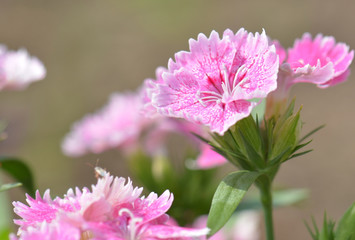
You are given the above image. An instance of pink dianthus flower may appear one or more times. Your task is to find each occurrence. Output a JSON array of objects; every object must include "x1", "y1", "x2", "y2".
[
  {"x1": 62, "y1": 92, "x2": 147, "y2": 157},
  {"x1": 0, "y1": 45, "x2": 46, "y2": 90},
  {"x1": 271, "y1": 33, "x2": 354, "y2": 100},
  {"x1": 286, "y1": 33, "x2": 353, "y2": 88},
  {"x1": 151, "y1": 28, "x2": 279, "y2": 135},
  {"x1": 11, "y1": 169, "x2": 209, "y2": 240}
]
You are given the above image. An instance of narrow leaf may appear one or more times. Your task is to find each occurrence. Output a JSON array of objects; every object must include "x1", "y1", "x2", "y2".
[
  {"x1": 299, "y1": 124, "x2": 325, "y2": 143},
  {"x1": 292, "y1": 140, "x2": 313, "y2": 154},
  {"x1": 0, "y1": 182, "x2": 22, "y2": 192},
  {"x1": 207, "y1": 170, "x2": 261, "y2": 236},
  {"x1": 287, "y1": 149, "x2": 313, "y2": 161}
]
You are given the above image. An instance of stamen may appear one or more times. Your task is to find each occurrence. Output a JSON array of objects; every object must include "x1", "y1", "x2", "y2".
[
  {"x1": 196, "y1": 64, "x2": 249, "y2": 106},
  {"x1": 81, "y1": 230, "x2": 94, "y2": 240},
  {"x1": 119, "y1": 208, "x2": 143, "y2": 240},
  {"x1": 232, "y1": 65, "x2": 246, "y2": 89},
  {"x1": 196, "y1": 90, "x2": 222, "y2": 106}
]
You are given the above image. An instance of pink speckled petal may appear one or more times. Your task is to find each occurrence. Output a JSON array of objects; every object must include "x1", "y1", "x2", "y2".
[{"x1": 13, "y1": 190, "x2": 57, "y2": 228}]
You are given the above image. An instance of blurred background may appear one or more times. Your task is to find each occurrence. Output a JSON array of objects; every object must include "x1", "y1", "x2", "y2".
[{"x1": 0, "y1": 0, "x2": 354, "y2": 239}]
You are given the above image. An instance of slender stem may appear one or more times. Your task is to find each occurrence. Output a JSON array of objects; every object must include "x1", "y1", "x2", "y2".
[
  {"x1": 259, "y1": 179, "x2": 274, "y2": 240},
  {"x1": 0, "y1": 174, "x2": 11, "y2": 229}
]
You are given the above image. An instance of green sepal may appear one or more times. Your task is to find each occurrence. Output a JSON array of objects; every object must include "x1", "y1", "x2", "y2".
[
  {"x1": 233, "y1": 115, "x2": 263, "y2": 156},
  {"x1": 305, "y1": 214, "x2": 335, "y2": 240},
  {"x1": 0, "y1": 157, "x2": 35, "y2": 196},
  {"x1": 270, "y1": 107, "x2": 302, "y2": 164},
  {"x1": 335, "y1": 201, "x2": 355, "y2": 240},
  {"x1": 207, "y1": 170, "x2": 261, "y2": 236}
]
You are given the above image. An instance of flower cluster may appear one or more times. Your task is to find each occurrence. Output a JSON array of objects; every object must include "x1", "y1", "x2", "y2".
[
  {"x1": 11, "y1": 169, "x2": 209, "y2": 240},
  {"x1": 0, "y1": 45, "x2": 46, "y2": 90},
  {"x1": 269, "y1": 33, "x2": 354, "y2": 101},
  {"x1": 150, "y1": 29, "x2": 279, "y2": 135},
  {"x1": 148, "y1": 29, "x2": 353, "y2": 135},
  {"x1": 62, "y1": 82, "x2": 225, "y2": 169}
]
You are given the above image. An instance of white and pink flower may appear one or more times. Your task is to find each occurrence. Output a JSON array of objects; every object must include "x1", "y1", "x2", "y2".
[
  {"x1": 0, "y1": 45, "x2": 46, "y2": 90},
  {"x1": 11, "y1": 170, "x2": 209, "y2": 240},
  {"x1": 151, "y1": 28, "x2": 279, "y2": 135}
]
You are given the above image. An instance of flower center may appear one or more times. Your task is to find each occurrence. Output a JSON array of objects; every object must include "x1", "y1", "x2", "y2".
[
  {"x1": 119, "y1": 208, "x2": 143, "y2": 240},
  {"x1": 197, "y1": 65, "x2": 248, "y2": 107}
]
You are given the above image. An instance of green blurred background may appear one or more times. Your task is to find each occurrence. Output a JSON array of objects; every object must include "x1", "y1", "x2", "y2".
[{"x1": 0, "y1": 0, "x2": 355, "y2": 239}]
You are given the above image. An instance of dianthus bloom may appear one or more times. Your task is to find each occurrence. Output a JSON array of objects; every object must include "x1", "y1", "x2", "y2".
[
  {"x1": 272, "y1": 33, "x2": 354, "y2": 99},
  {"x1": 150, "y1": 28, "x2": 279, "y2": 135},
  {"x1": 11, "y1": 169, "x2": 209, "y2": 240},
  {"x1": 62, "y1": 92, "x2": 147, "y2": 157},
  {"x1": 0, "y1": 45, "x2": 46, "y2": 90}
]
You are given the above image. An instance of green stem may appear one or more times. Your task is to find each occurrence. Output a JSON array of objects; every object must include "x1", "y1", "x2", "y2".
[
  {"x1": 0, "y1": 174, "x2": 11, "y2": 229},
  {"x1": 259, "y1": 179, "x2": 274, "y2": 240}
]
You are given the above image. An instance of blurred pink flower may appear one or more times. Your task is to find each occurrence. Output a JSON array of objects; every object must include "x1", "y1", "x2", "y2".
[
  {"x1": 0, "y1": 45, "x2": 46, "y2": 90},
  {"x1": 195, "y1": 144, "x2": 227, "y2": 169},
  {"x1": 141, "y1": 67, "x2": 167, "y2": 118},
  {"x1": 285, "y1": 33, "x2": 354, "y2": 89},
  {"x1": 62, "y1": 92, "x2": 147, "y2": 157},
  {"x1": 151, "y1": 28, "x2": 279, "y2": 135},
  {"x1": 63, "y1": 74, "x2": 227, "y2": 169},
  {"x1": 12, "y1": 170, "x2": 209, "y2": 240},
  {"x1": 193, "y1": 211, "x2": 259, "y2": 240},
  {"x1": 272, "y1": 39, "x2": 286, "y2": 65}
]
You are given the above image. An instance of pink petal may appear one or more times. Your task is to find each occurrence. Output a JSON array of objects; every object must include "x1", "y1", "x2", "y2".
[
  {"x1": 144, "y1": 225, "x2": 209, "y2": 239},
  {"x1": 196, "y1": 144, "x2": 227, "y2": 169},
  {"x1": 287, "y1": 33, "x2": 354, "y2": 88}
]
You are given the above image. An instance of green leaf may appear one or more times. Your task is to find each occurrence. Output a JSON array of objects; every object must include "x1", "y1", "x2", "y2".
[
  {"x1": 0, "y1": 157, "x2": 35, "y2": 196},
  {"x1": 0, "y1": 182, "x2": 22, "y2": 192},
  {"x1": 335, "y1": 201, "x2": 355, "y2": 240},
  {"x1": 207, "y1": 170, "x2": 261, "y2": 236}
]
